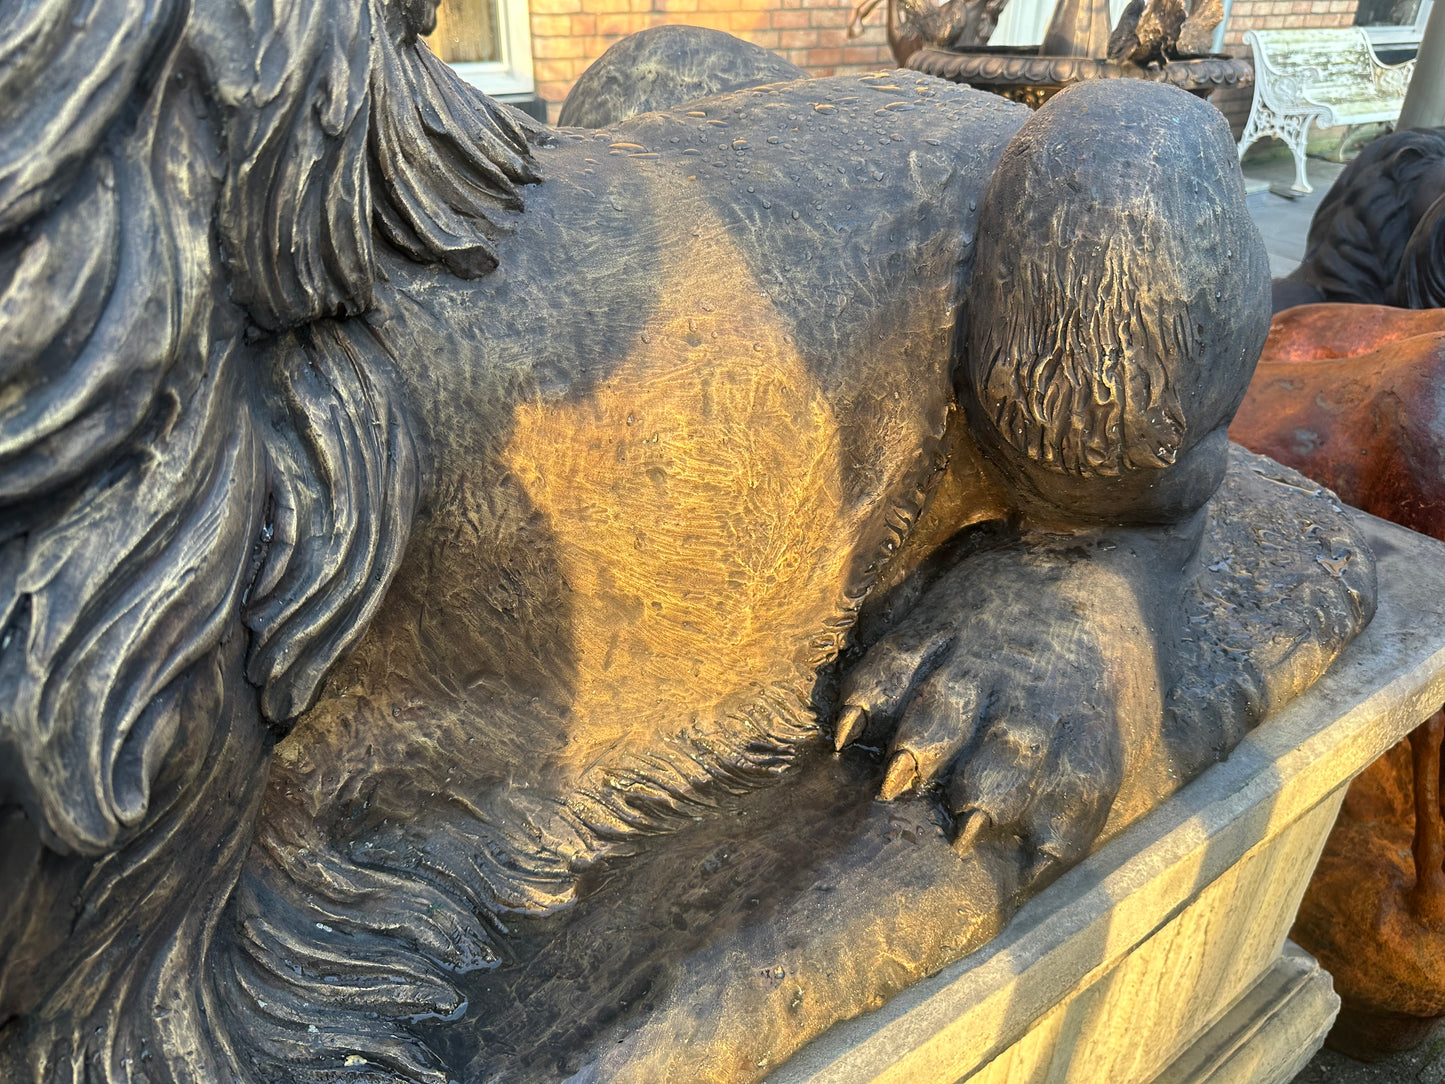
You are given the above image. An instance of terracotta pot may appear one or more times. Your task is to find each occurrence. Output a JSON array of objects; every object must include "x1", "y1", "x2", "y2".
[
  {"x1": 1256, "y1": 303, "x2": 1445, "y2": 363},
  {"x1": 1232, "y1": 302, "x2": 1445, "y2": 1057},
  {"x1": 1232, "y1": 304, "x2": 1445, "y2": 540}
]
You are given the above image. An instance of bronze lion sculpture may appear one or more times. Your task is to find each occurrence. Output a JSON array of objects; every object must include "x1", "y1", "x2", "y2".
[
  {"x1": 0, "y1": 2, "x2": 1374, "y2": 1081},
  {"x1": 1270, "y1": 126, "x2": 1445, "y2": 313}
]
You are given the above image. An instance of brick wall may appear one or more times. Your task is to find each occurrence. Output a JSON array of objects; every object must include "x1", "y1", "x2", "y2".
[
  {"x1": 529, "y1": 0, "x2": 894, "y2": 118},
  {"x1": 1212, "y1": 0, "x2": 1360, "y2": 138},
  {"x1": 529, "y1": 0, "x2": 1363, "y2": 138}
]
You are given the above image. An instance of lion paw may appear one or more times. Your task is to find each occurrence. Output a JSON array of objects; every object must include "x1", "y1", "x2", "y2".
[{"x1": 836, "y1": 543, "x2": 1130, "y2": 887}]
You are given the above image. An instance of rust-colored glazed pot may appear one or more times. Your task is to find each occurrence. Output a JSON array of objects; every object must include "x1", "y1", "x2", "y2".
[{"x1": 1232, "y1": 303, "x2": 1445, "y2": 1058}]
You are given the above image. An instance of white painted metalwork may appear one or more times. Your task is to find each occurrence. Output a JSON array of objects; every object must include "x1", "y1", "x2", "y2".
[{"x1": 1238, "y1": 27, "x2": 1416, "y2": 193}]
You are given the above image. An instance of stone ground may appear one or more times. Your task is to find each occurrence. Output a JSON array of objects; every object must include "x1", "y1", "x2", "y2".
[
  {"x1": 1293, "y1": 1034, "x2": 1445, "y2": 1084},
  {"x1": 1239, "y1": 147, "x2": 1445, "y2": 1084},
  {"x1": 1242, "y1": 152, "x2": 1346, "y2": 278}
]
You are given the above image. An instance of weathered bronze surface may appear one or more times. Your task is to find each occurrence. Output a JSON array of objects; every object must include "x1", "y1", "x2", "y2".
[
  {"x1": 1272, "y1": 127, "x2": 1445, "y2": 313},
  {"x1": 0, "y1": 11, "x2": 1375, "y2": 1082},
  {"x1": 1233, "y1": 303, "x2": 1445, "y2": 1059},
  {"x1": 558, "y1": 26, "x2": 807, "y2": 129}
]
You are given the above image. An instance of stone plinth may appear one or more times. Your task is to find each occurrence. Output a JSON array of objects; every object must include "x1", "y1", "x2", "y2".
[{"x1": 770, "y1": 513, "x2": 1445, "y2": 1084}]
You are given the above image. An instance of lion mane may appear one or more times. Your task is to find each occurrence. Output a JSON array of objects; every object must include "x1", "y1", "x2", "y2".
[
  {"x1": 1394, "y1": 189, "x2": 1445, "y2": 310},
  {"x1": 0, "y1": 0, "x2": 539, "y2": 1078},
  {"x1": 1280, "y1": 126, "x2": 1445, "y2": 307}
]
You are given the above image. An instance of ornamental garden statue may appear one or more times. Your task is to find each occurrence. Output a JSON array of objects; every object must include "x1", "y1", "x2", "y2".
[{"x1": 0, "y1": 4, "x2": 1374, "y2": 1081}]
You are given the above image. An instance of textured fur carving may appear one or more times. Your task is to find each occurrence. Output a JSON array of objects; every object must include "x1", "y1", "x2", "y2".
[
  {"x1": 0, "y1": 6, "x2": 1375, "y2": 1082},
  {"x1": 963, "y1": 96, "x2": 1265, "y2": 482},
  {"x1": 0, "y1": 0, "x2": 534, "y2": 1076},
  {"x1": 1275, "y1": 127, "x2": 1445, "y2": 310},
  {"x1": 1394, "y1": 192, "x2": 1445, "y2": 310}
]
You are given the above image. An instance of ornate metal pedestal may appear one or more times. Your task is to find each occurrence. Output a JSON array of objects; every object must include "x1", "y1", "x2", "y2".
[
  {"x1": 899, "y1": 0, "x2": 1252, "y2": 106},
  {"x1": 907, "y1": 44, "x2": 1251, "y2": 106}
]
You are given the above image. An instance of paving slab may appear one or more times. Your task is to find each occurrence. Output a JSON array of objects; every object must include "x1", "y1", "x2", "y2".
[
  {"x1": 1292, "y1": 1021, "x2": 1445, "y2": 1084},
  {"x1": 1243, "y1": 155, "x2": 1348, "y2": 277}
]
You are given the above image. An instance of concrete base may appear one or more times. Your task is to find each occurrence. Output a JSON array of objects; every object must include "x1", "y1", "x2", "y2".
[
  {"x1": 771, "y1": 513, "x2": 1445, "y2": 1084},
  {"x1": 1153, "y1": 943, "x2": 1338, "y2": 1084}
]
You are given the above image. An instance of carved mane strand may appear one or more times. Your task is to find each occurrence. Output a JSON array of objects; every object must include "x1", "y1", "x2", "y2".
[{"x1": 0, "y1": 0, "x2": 539, "y2": 1078}]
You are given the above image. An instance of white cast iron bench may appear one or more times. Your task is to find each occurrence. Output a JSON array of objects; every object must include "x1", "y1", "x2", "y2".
[{"x1": 1237, "y1": 27, "x2": 1416, "y2": 194}]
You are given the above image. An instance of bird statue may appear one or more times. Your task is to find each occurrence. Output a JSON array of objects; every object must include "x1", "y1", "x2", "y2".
[
  {"x1": 1106, "y1": 0, "x2": 1147, "y2": 62},
  {"x1": 1107, "y1": 0, "x2": 1187, "y2": 65},
  {"x1": 1176, "y1": 0, "x2": 1225, "y2": 56},
  {"x1": 848, "y1": 0, "x2": 1008, "y2": 63}
]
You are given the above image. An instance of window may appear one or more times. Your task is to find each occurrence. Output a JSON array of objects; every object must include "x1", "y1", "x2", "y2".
[
  {"x1": 425, "y1": 0, "x2": 535, "y2": 98},
  {"x1": 1354, "y1": 0, "x2": 1434, "y2": 46}
]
